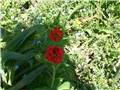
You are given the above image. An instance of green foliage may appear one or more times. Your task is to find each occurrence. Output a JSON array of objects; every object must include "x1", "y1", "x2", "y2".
[
  {"x1": 57, "y1": 81, "x2": 71, "y2": 90},
  {"x1": 1, "y1": 24, "x2": 46, "y2": 89},
  {"x1": 8, "y1": 65, "x2": 45, "y2": 90},
  {"x1": 1, "y1": 0, "x2": 120, "y2": 90}
]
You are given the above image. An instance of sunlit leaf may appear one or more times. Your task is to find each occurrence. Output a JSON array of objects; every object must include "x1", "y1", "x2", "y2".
[{"x1": 57, "y1": 81, "x2": 70, "y2": 90}]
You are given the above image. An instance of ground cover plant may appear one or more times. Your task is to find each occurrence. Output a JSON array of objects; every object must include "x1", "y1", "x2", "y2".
[{"x1": 0, "y1": 0, "x2": 120, "y2": 90}]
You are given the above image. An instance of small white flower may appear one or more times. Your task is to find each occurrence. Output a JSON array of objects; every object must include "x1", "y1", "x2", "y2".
[
  {"x1": 93, "y1": 43, "x2": 97, "y2": 47},
  {"x1": 14, "y1": 17, "x2": 18, "y2": 21},
  {"x1": 72, "y1": 46, "x2": 78, "y2": 51},
  {"x1": 113, "y1": 66, "x2": 117, "y2": 72},
  {"x1": 118, "y1": 55, "x2": 120, "y2": 58},
  {"x1": 89, "y1": 11, "x2": 93, "y2": 14},
  {"x1": 53, "y1": 14, "x2": 57, "y2": 17},
  {"x1": 0, "y1": 14, "x2": 4, "y2": 19},
  {"x1": 93, "y1": 67, "x2": 96, "y2": 72},
  {"x1": 11, "y1": 16, "x2": 14, "y2": 20},
  {"x1": 39, "y1": 13, "x2": 42, "y2": 16},
  {"x1": 34, "y1": 3, "x2": 38, "y2": 7},
  {"x1": 96, "y1": 88, "x2": 99, "y2": 90},
  {"x1": 80, "y1": 31, "x2": 85, "y2": 35},
  {"x1": 96, "y1": 55, "x2": 101, "y2": 59},
  {"x1": 86, "y1": 56, "x2": 91, "y2": 63},
  {"x1": 50, "y1": 10, "x2": 52, "y2": 12},
  {"x1": 75, "y1": 33, "x2": 80, "y2": 39},
  {"x1": 116, "y1": 19, "x2": 119, "y2": 22},
  {"x1": 68, "y1": 9, "x2": 72, "y2": 14},
  {"x1": 108, "y1": 13, "x2": 111, "y2": 17},
  {"x1": 118, "y1": 84, "x2": 120, "y2": 87},
  {"x1": 102, "y1": 8, "x2": 105, "y2": 11},
  {"x1": 83, "y1": 8, "x2": 86, "y2": 12},
  {"x1": 100, "y1": 69, "x2": 104, "y2": 73},
  {"x1": 80, "y1": 9, "x2": 82, "y2": 12},
  {"x1": 10, "y1": 8, "x2": 14, "y2": 12},
  {"x1": 62, "y1": 12, "x2": 65, "y2": 15},
  {"x1": 58, "y1": 7, "x2": 62, "y2": 11},
  {"x1": 65, "y1": 1, "x2": 68, "y2": 5}
]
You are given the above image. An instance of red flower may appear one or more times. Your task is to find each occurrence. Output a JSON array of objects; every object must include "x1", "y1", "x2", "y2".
[
  {"x1": 49, "y1": 28, "x2": 63, "y2": 42},
  {"x1": 45, "y1": 46, "x2": 64, "y2": 64}
]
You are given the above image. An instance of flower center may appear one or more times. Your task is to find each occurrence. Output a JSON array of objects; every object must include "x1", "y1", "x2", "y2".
[
  {"x1": 53, "y1": 50, "x2": 57, "y2": 57},
  {"x1": 54, "y1": 33, "x2": 58, "y2": 37}
]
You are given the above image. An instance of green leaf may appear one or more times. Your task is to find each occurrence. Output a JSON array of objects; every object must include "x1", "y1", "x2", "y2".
[
  {"x1": 2, "y1": 50, "x2": 30, "y2": 63},
  {"x1": 5, "y1": 25, "x2": 44, "y2": 51},
  {"x1": 34, "y1": 87, "x2": 50, "y2": 90},
  {"x1": 1, "y1": 27, "x2": 10, "y2": 35},
  {"x1": 8, "y1": 65, "x2": 45, "y2": 90},
  {"x1": 53, "y1": 11, "x2": 61, "y2": 25},
  {"x1": 52, "y1": 78, "x2": 63, "y2": 90},
  {"x1": 57, "y1": 81, "x2": 71, "y2": 90},
  {"x1": 24, "y1": 50, "x2": 39, "y2": 57}
]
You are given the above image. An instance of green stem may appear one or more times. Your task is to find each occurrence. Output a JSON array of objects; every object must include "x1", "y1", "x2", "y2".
[
  {"x1": 12, "y1": 0, "x2": 15, "y2": 7},
  {"x1": 51, "y1": 65, "x2": 56, "y2": 90}
]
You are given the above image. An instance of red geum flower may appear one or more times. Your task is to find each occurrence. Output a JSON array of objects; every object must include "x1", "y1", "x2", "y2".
[
  {"x1": 45, "y1": 46, "x2": 64, "y2": 64},
  {"x1": 49, "y1": 28, "x2": 63, "y2": 42}
]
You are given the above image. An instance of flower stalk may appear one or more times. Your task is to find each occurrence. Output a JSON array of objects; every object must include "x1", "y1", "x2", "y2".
[{"x1": 51, "y1": 65, "x2": 56, "y2": 90}]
